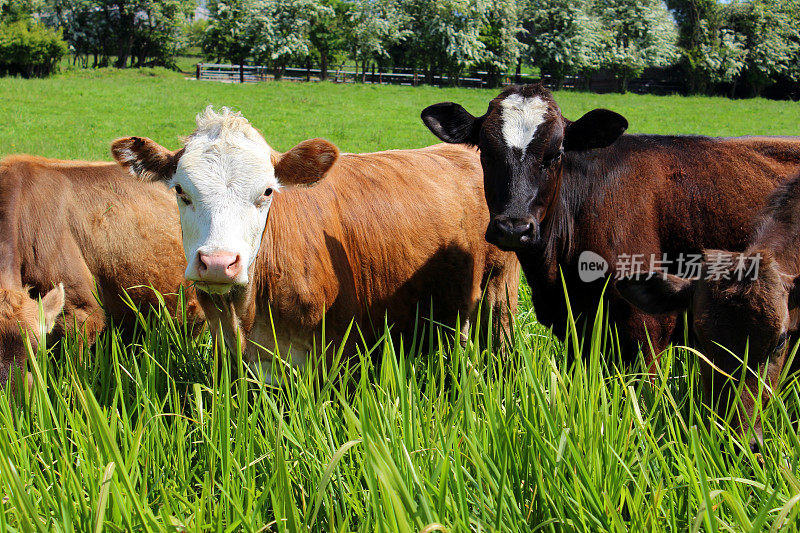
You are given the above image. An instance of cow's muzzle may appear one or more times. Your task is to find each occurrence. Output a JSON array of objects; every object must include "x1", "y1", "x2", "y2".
[
  {"x1": 188, "y1": 250, "x2": 245, "y2": 293},
  {"x1": 485, "y1": 215, "x2": 539, "y2": 251}
]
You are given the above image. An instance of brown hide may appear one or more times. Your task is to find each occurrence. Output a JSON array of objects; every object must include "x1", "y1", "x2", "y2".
[
  {"x1": 0, "y1": 155, "x2": 203, "y2": 386},
  {"x1": 422, "y1": 85, "x2": 800, "y2": 362},
  {"x1": 527, "y1": 135, "x2": 800, "y2": 361},
  {"x1": 618, "y1": 174, "x2": 800, "y2": 447},
  {"x1": 202, "y1": 143, "x2": 520, "y2": 367}
]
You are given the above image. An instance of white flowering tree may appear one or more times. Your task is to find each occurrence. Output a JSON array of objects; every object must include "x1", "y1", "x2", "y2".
[
  {"x1": 725, "y1": 0, "x2": 800, "y2": 96},
  {"x1": 522, "y1": 0, "x2": 606, "y2": 88},
  {"x1": 255, "y1": 0, "x2": 333, "y2": 79},
  {"x1": 668, "y1": 0, "x2": 745, "y2": 94},
  {"x1": 397, "y1": 0, "x2": 487, "y2": 84},
  {"x1": 477, "y1": 0, "x2": 523, "y2": 86},
  {"x1": 202, "y1": 0, "x2": 264, "y2": 66},
  {"x1": 592, "y1": 0, "x2": 678, "y2": 92},
  {"x1": 346, "y1": 0, "x2": 407, "y2": 80}
]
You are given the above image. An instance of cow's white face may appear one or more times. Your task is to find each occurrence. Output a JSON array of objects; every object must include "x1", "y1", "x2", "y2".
[
  {"x1": 112, "y1": 107, "x2": 339, "y2": 295},
  {"x1": 171, "y1": 121, "x2": 278, "y2": 291}
]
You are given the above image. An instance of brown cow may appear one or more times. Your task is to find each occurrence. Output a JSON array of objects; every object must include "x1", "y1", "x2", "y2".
[
  {"x1": 0, "y1": 156, "x2": 203, "y2": 391},
  {"x1": 421, "y1": 83, "x2": 800, "y2": 362},
  {"x1": 618, "y1": 173, "x2": 800, "y2": 449},
  {"x1": 111, "y1": 108, "x2": 520, "y2": 383}
]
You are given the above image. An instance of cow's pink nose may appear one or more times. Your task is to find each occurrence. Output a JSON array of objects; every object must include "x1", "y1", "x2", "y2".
[{"x1": 197, "y1": 252, "x2": 242, "y2": 282}]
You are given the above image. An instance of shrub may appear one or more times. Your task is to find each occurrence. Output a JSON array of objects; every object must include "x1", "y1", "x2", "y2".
[{"x1": 0, "y1": 19, "x2": 67, "y2": 77}]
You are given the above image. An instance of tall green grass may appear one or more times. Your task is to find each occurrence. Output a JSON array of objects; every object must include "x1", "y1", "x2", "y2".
[
  {"x1": 2, "y1": 69, "x2": 800, "y2": 530},
  {"x1": 1, "y1": 285, "x2": 799, "y2": 531}
]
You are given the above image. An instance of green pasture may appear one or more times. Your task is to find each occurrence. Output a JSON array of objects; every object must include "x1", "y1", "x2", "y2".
[
  {"x1": 1, "y1": 69, "x2": 800, "y2": 531},
  {"x1": 1, "y1": 68, "x2": 799, "y2": 160}
]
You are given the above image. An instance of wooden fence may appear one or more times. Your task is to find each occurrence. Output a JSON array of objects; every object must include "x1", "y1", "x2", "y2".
[
  {"x1": 196, "y1": 63, "x2": 492, "y2": 88},
  {"x1": 195, "y1": 63, "x2": 685, "y2": 95}
]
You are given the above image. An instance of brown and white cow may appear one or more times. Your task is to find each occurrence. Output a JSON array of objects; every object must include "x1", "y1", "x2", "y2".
[
  {"x1": 421, "y1": 83, "x2": 800, "y2": 362},
  {"x1": 0, "y1": 156, "x2": 203, "y2": 391},
  {"x1": 618, "y1": 173, "x2": 800, "y2": 448},
  {"x1": 112, "y1": 107, "x2": 520, "y2": 383}
]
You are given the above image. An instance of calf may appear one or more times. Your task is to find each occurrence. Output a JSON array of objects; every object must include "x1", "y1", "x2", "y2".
[
  {"x1": 112, "y1": 107, "x2": 520, "y2": 382},
  {"x1": 421, "y1": 83, "x2": 800, "y2": 361},
  {"x1": 0, "y1": 156, "x2": 203, "y2": 390},
  {"x1": 618, "y1": 174, "x2": 800, "y2": 447}
]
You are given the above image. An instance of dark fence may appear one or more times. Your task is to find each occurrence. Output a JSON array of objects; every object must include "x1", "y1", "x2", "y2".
[
  {"x1": 539, "y1": 68, "x2": 684, "y2": 95},
  {"x1": 196, "y1": 63, "x2": 492, "y2": 88},
  {"x1": 195, "y1": 63, "x2": 686, "y2": 94}
]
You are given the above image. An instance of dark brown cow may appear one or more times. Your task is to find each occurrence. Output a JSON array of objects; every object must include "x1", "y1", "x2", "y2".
[
  {"x1": 0, "y1": 156, "x2": 203, "y2": 390},
  {"x1": 618, "y1": 173, "x2": 800, "y2": 448},
  {"x1": 421, "y1": 83, "x2": 800, "y2": 361},
  {"x1": 111, "y1": 108, "x2": 520, "y2": 383}
]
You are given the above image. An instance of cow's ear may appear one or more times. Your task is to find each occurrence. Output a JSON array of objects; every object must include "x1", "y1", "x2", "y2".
[
  {"x1": 273, "y1": 138, "x2": 339, "y2": 187},
  {"x1": 788, "y1": 275, "x2": 800, "y2": 310},
  {"x1": 39, "y1": 283, "x2": 65, "y2": 333},
  {"x1": 111, "y1": 137, "x2": 183, "y2": 182},
  {"x1": 616, "y1": 274, "x2": 694, "y2": 315},
  {"x1": 421, "y1": 102, "x2": 481, "y2": 145},
  {"x1": 563, "y1": 109, "x2": 628, "y2": 152}
]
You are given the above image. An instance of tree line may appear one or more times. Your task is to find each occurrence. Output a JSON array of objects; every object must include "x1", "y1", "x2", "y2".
[{"x1": 1, "y1": 0, "x2": 799, "y2": 98}]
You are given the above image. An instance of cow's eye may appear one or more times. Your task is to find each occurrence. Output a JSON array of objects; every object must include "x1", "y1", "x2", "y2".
[
  {"x1": 774, "y1": 332, "x2": 789, "y2": 353},
  {"x1": 173, "y1": 184, "x2": 191, "y2": 206},
  {"x1": 256, "y1": 188, "x2": 273, "y2": 207}
]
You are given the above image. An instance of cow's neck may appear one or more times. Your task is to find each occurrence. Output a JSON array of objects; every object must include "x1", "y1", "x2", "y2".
[
  {"x1": 519, "y1": 150, "x2": 619, "y2": 300},
  {"x1": 534, "y1": 155, "x2": 591, "y2": 272}
]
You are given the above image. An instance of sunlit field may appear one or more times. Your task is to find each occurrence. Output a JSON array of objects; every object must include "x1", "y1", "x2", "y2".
[
  {"x1": 1, "y1": 69, "x2": 800, "y2": 530},
  {"x1": 2, "y1": 67, "x2": 800, "y2": 160}
]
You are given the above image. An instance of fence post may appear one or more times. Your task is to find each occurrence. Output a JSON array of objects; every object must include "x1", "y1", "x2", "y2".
[
  {"x1": 239, "y1": 63, "x2": 244, "y2": 84},
  {"x1": 196, "y1": 63, "x2": 200, "y2": 80}
]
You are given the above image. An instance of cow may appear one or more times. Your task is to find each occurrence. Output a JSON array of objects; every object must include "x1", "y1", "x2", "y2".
[
  {"x1": 617, "y1": 173, "x2": 800, "y2": 449},
  {"x1": 0, "y1": 155, "x2": 204, "y2": 392},
  {"x1": 420, "y1": 83, "x2": 800, "y2": 362},
  {"x1": 110, "y1": 107, "x2": 520, "y2": 383}
]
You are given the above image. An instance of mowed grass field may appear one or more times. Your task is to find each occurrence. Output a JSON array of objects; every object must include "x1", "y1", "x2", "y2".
[
  {"x1": 2, "y1": 68, "x2": 800, "y2": 158},
  {"x1": 1, "y1": 69, "x2": 800, "y2": 531}
]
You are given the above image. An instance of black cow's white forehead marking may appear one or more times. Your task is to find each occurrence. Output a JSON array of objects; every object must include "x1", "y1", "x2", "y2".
[{"x1": 499, "y1": 93, "x2": 550, "y2": 153}]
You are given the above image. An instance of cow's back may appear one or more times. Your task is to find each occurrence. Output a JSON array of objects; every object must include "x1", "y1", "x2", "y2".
[
  {"x1": 0, "y1": 155, "x2": 201, "y2": 332},
  {"x1": 259, "y1": 144, "x2": 519, "y2": 346},
  {"x1": 532, "y1": 135, "x2": 800, "y2": 356},
  {"x1": 571, "y1": 136, "x2": 800, "y2": 263}
]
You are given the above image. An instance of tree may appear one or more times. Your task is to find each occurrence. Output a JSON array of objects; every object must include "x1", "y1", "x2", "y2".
[
  {"x1": 592, "y1": 0, "x2": 678, "y2": 92},
  {"x1": 522, "y1": 0, "x2": 606, "y2": 88},
  {"x1": 346, "y1": 0, "x2": 407, "y2": 81},
  {"x1": 668, "y1": 0, "x2": 745, "y2": 93},
  {"x1": 398, "y1": 0, "x2": 487, "y2": 84},
  {"x1": 308, "y1": 0, "x2": 345, "y2": 80},
  {"x1": 256, "y1": 0, "x2": 334, "y2": 79},
  {"x1": 202, "y1": 0, "x2": 264, "y2": 67},
  {"x1": 50, "y1": 0, "x2": 195, "y2": 68},
  {"x1": 477, "y1": 0, "x2": 523, "y2": 87},
  {"x1": 1, "y1": 0, "x2": 47, "y2": 22},
  {"x1": 725, "y1": 0, "x2": 800, "y2": 97}
]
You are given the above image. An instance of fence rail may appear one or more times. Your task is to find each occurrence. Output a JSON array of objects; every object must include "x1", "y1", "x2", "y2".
[
  {"x1": 195, "y1": 63, "x2": 685, "y2": 95},
  {"x1": 196, "y1": 63, "x2": 492, "y2": 87}
]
